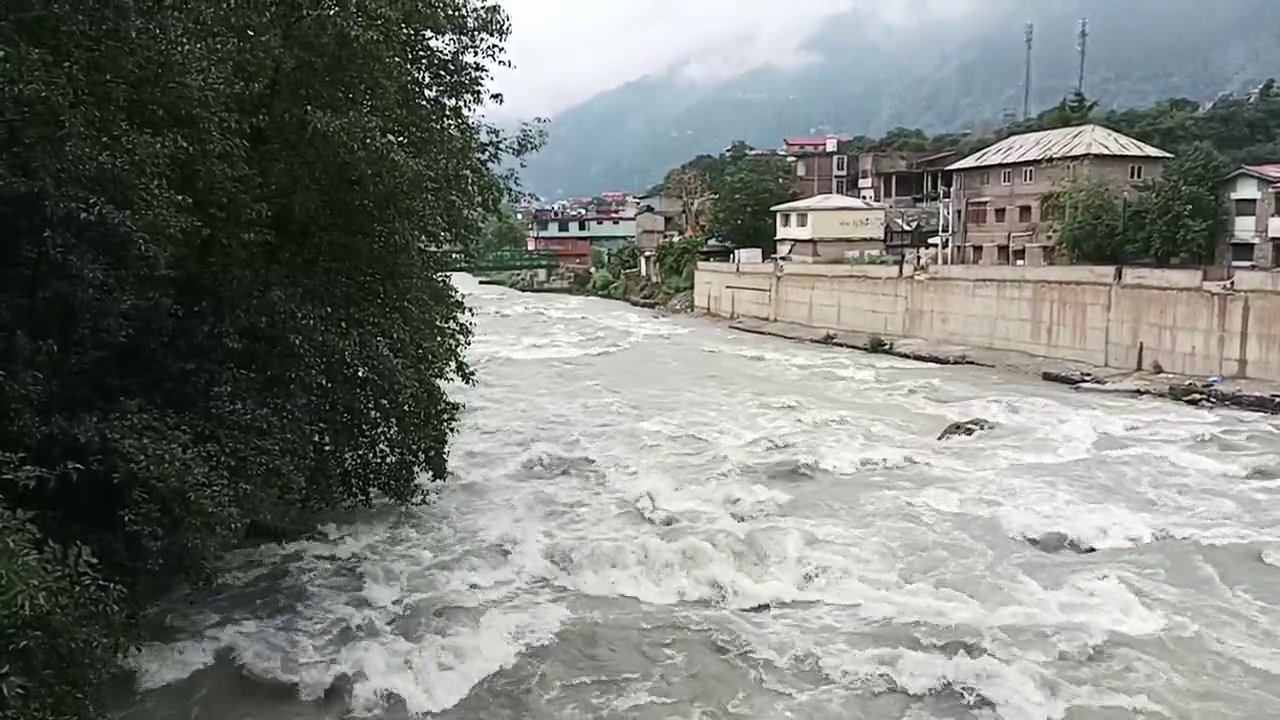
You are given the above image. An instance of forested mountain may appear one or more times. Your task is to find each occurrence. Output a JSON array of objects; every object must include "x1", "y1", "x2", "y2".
[{"x1": 519, "y1": 0, "x2": 1280, "y2": 197}]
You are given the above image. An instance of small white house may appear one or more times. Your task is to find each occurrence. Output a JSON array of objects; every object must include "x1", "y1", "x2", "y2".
[{"x1": 772, "y1": 194, "x2": 888, "y2": 262}]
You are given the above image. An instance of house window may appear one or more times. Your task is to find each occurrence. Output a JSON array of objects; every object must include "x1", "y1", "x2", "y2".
[
  {"x1": 612, "y1": 219, "x2": 619, "y2": 224},
  {"x1": 859, "y1": 168, "x2": 871, "y2": 179},
  {"x1": 978, "y1": 171, "x2": 991, "y2": 185},
  {"x1": 578, "y1": 221, "x2": 588, "y2": 231},
  {"x1": 557, "y1": 221, "x2": 570, "y2": 232},
  {"x1": 994, "y1": 207, "x2": 1007, "y2": 224},
  {"x1": 968, "y1": 202, "x2": 989, "y2": 225},
  {"x1": 1235, "y1": 198, "x2": 1259, "y2": 217},
  {"x1": 1021, "y1": 167, "x2": 1035, "y2": 183},
  {"x1": 835, "y1": 178, "x2": 847, "y2": 194},
  {"x1": 1001, "y1": 168, "x2": 1014, "y2": 185},
  {"x1": 834, "y1": 155, "x2": 848, "y2": 174},
  {"x1": 1231, "y1": 242, "x2": 1256, "y2": 264},
  {"x1": 1018, "y1": 205, "x2": 1033, "y2": 223},
  {"x1": 796, "y1": 213, "x2": 809, "y2": 228},
  {"x1": 795, "y1": 160, "x2": 807, "y2": 176},
  {"x1": 1274, "y1": 193, "x2": 1280, "y2": 216},
  {"x1": 780, "y1": 213, "x2": 791, "y2": 227},
  {"x1": 535, "y1": 220, "x2": 549, "y2": 231},
  {"x1": 1128, "y1": 164, "x2": 1144, "y2": 182}
]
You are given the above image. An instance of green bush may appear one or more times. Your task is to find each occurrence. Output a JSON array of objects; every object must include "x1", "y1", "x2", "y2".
[{"x1": 0, "y1": 4, "x2": 535, "y2": 718}]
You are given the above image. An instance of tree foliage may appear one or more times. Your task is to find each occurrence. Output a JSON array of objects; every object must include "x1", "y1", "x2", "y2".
[
  {"x1": 0, "y1": 3, "x2": 535, "y2": 718},
  {"x1": 478, "y1": 210, "x2": 529, "y2": 255},
  {"x1": 706, "y1": 151, "x2": 797, "y2": 250},
  {"x1": 1048, "y1": 142, "x2": 1230, "y2": 265}
]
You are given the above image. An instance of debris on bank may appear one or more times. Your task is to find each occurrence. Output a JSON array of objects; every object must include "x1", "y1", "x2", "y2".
[
  {"x1": 724, "y1": 318, "x2": 1280, "y2": 417},
  {"x1": 1042, "y1": 371, "x2": 1280, "y2": 415}
]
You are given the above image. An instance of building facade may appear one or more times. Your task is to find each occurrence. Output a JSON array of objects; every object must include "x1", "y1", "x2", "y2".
[
  {"x1": 784, "y1": 135, "x2": 852, "y2": 198},
  {"x1": 947, "y1": 124, "x2": 1172, "y2": 266},
  {"x1": 772, "y1": 194, "x2": 888, "y2": 263},
  {"x1": 527, "y1": 211, "x2": 638, "y2": 266},
  {"x1": 1221, "y1": 165, "x2": 1280, "y2": 268},
  {"x1": 855, "y1": 150, "x2": 956, "y2": 207}
]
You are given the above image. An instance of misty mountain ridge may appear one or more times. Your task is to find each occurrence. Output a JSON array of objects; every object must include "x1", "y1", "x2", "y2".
[{"x1": 516, "y1": 0, "x2": 1280, "y2": 197}]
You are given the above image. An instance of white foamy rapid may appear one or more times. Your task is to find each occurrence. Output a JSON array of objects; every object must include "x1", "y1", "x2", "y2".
[{"x1": 120, "y1": 276, "x2": 1280, "y2": 720}]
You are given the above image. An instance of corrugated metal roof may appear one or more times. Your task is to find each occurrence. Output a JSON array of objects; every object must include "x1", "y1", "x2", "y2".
[
  {"x1": 1239, "y1": 164, "x2": 1280, "y2": 182},
  {"x1": 771, "y1": 194, "x2": 887, "y2": 212},
  {"x1": 945, "y1": 124, "x2": 1173, "y2": 171}
]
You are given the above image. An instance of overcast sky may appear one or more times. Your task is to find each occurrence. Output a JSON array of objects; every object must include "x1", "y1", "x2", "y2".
[{"x1": 490, "y1": 0, "x2": 986, "y2": 120}]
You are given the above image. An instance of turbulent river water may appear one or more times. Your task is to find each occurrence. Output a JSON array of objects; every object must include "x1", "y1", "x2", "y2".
[{"x1": 119, "y1": 275, "x2": 1280, "y2": 719}]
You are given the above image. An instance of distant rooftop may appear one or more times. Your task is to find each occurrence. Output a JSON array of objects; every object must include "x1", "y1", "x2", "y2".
[
  {"x1": 1234, "y1": 164, "x2": 1280, "y2": 184},
  {"x1": 946, "y1": 124, "x2": 1173, "y2": 172},
  {"x1": 771, "y1": 194, "x2": 887, "y2": 212},
  {"x1": 783, "y1": 134, "x2": 851, "y2": 146}
]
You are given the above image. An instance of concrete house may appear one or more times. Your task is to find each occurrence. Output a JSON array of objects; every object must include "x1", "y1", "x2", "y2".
[
  {"x1": 855, "y1": 150, "x2": 957, "y2": 207},
  {"x1": 772, "y1": 194, "x2": 888, "y2": 263},
  {"x1": 528, "y1": 210, "x2": 638, "y2": 267},
  {"x1": 947, "y1": 124, "x2": 1172, "y2": 266},
  {"x1": 783, "y1": 135, "x2": 852, "y2": 198},
  {"x1": 1221, "y1": 165, "x2": 1280, "y2": 268}
]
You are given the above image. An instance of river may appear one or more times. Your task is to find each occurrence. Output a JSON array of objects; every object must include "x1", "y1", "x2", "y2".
[{"x1": 120, "y1": 275, "x2": 1280, "y2": 719}]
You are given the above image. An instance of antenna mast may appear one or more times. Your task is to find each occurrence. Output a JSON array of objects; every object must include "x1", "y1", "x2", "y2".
[
  {"x1": 1022, "y1": 22, "x2": 1034, "y2": 119},
  {"x1": 1075, "y1": 17, "x2": 1088, "y2": 97}
]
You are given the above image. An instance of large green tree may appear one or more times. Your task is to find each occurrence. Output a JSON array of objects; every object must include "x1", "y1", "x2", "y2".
[
  {"x1": 0, "y1": 3, "x2": 537, "y2": 718},
  {"x1": 706, "y1": 151, "x2": 797, "y2": 249}
]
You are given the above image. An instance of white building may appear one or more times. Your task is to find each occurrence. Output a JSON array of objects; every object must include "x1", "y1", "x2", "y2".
[
  {"x1": 1222, "y1": 164, "x2": 1280, "y2": 268},
  {"x1": 772, "y1": 194, "x2": 888, "y2": 263}
]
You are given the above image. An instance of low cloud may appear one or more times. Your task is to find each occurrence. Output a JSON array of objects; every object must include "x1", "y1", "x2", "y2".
[{"x1": 490, "y1": 0, "x2": 989, "y2": 120}]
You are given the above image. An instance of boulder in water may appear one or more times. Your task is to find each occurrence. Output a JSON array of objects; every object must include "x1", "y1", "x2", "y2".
[
  {"x1": 1025, "y1": 531, "x2": 1096, "y2": 554},
  {"x1": 322, "y1": 672, "x2": 355, "y2": 707},
  {"x1": 937, "y1": 418, "x2": 995, "y2": 440}
]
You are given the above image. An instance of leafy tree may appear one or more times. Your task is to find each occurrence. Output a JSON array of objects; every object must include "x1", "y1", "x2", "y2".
[
  {"x1": 478, "y1": 211, "x2": 529, "y2": 254},
  {"x1": 0, "y1": 3, "x2": 535, "y2": 718},
  {"x1": 706, "y1": 151, "x2": 797, "y2": 250},
  {"x1": 1043, "y1": 178, "x2": 1133, "y2": 264},
  {"x1": 1132, "y1": 142, "x2": 1229, "y2": 263}
]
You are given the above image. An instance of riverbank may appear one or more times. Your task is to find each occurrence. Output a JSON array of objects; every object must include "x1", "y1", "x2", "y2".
[
  {"x1": 481, "y1": 275, "x2": 694, "y2": 313},
  {"x1": 723, "y1": 317, "x2": 1280, "y2": 415}
]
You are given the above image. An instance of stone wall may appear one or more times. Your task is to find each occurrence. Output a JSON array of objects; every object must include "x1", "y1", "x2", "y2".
[{"x1": 694, "y1": 261, "x2": 1280, "y2": 381}]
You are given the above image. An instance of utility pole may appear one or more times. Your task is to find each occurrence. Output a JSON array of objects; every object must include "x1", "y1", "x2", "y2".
[
  {"x1": 1022, "y1": 22, "x2": 1034, "y2": 119},
  {"x1": 1075, "y1": 17, "x2": 1088, "y2": 97}
]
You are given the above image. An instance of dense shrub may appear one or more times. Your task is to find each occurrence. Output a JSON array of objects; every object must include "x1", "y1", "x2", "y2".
[{"x1": 0, "y1": 3, "x2": 538, "y2": 718}]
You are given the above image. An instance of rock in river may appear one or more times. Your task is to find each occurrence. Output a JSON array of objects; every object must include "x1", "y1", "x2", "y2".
[
  {"x1": 1025, "y1": 531, "x2": 1097, "y2": 554},
  {"x1": 937, "y1": 418, "x2": 995, "y2": 440}
]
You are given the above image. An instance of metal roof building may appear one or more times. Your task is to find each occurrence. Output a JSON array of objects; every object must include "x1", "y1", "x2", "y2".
[
  {"x1": 771, "y1": 194, "x2": 887, "y2": 212},
  {"x1": 945, "y1": 124, "x2": 1173, "y2": 172}
]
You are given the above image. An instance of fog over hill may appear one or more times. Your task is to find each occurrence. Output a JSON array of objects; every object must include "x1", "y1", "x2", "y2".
[{"x1": 513, "y1": 0, "x2": 1280, "y2": 197}]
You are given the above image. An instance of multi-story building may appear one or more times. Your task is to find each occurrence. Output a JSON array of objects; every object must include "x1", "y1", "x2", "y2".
[
  {"x1": 1221, "y1": 165, "x2": 1280, "y2": 268},
  {"x1": 855, "y1": 150, "x2": 957, "y2": 207},
  {"x1": 946, "y1": 123, "x2": 1172, "y2": 266},
  {"x1": 527, "y1": 210, "x2": 638, "y2": 267},
  {"x1": 783, "y1": 135, "x2": 852, "y2": 198},
  {"x1": 633, "y1": 193, "x2": 684, "y2": 250}
]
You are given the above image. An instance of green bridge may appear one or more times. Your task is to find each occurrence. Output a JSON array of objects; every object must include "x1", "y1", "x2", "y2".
[{"x1": 434, "y1": 249, "x2": 559, "y2": 272}]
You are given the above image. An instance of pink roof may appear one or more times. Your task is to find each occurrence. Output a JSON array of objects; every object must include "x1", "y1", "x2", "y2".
[{"x1": 1243, "y1": 164, "x2": 1280, "y2": 182}]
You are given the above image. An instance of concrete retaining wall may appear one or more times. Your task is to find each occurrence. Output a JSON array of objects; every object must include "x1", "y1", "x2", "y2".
[{"x1": 694, "y1": 262, "x2": 1280, "y2": 381}]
